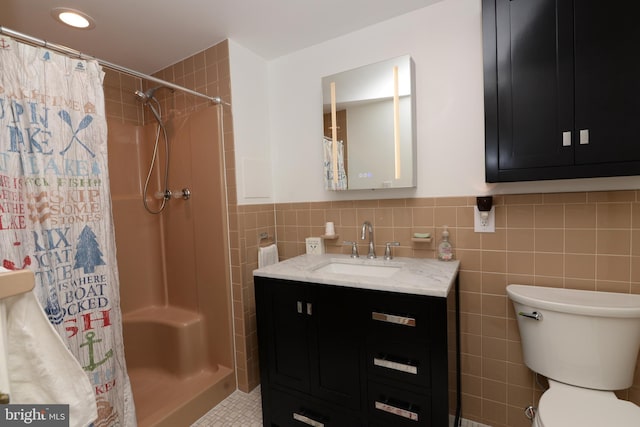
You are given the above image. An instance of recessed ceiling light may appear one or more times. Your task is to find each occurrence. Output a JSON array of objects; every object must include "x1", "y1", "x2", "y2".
[{"x1": 51, "y1": 8, "x2": 96, "y2": 29}]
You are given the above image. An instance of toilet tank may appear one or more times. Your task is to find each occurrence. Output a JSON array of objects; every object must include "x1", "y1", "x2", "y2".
[{"x1": 507, "y1": 284, "x2": 640, "y2": 390}]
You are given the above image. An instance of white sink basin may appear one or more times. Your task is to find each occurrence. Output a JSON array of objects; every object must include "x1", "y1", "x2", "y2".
[{"x1": 313, "y1": 259, "x2": 402, "y2": 278}]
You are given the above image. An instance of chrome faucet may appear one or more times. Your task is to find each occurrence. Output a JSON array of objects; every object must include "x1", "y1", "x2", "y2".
[{"x1": 361, "y1": 221, "x2": 376, "y2": 258}]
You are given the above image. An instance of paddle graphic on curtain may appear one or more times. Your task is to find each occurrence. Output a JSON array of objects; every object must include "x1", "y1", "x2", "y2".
[{"x1": 0, "y1": 37, "x2": 136, "y2": 425}]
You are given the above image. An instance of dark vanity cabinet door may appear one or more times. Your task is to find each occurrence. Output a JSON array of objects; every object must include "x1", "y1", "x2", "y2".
[
  {"x1": 483, "y1": 0, "x2": 640, "y2": 182},
  {"x1": 259, "y1": 279, "x2": 311, "y2": 394},
  {"x1": 490, "y1": 0, "x2": 574, "y2": 173},
  {"x1": 255, "y1": 277, "x2": 364, "y2": 426},
  {"x1": 572, "y1": 2, "x2": 640, "y2": 166},
  {"x1": 308, "y1": 285, "x2": 363, "y2": 410}
]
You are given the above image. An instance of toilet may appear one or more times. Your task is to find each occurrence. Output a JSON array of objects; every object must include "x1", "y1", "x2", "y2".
[{"x1": 506, "y1": 284, "x2": 640, "y2": 427}]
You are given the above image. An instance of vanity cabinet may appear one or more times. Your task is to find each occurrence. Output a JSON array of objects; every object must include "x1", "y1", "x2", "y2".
[
  {"x1": 255, "y1": 276, "x2": 455, "y2": 426},
  {"x1": 483, "y1": 0, "x2": 640, "y2": 182}
]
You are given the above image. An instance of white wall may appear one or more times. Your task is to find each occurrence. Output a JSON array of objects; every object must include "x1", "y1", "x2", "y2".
[
  {"x1": 231, "y1": 0, "x2": 640, "y2": 205},
  {"x1": 228, "y1": 39, "x2": 273, "y2": 204}
]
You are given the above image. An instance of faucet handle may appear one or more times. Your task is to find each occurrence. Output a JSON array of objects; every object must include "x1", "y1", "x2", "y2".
[
  {"x1": 384, "y1": 241, "x2": 400, "y2": 260},
  {"x1": 343, "y1": 241, "x2": 359, "y2": 258}
]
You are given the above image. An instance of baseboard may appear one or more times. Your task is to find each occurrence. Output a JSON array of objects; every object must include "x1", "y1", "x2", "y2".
[{"x1": 450, "y1": 415, "x2": 493, "y2": 427}]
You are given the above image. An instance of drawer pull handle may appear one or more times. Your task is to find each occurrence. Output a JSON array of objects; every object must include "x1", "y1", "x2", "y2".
[
  {"x1": 374, "y1": 357, "x2": 418, "y2": 375},
  {"x1": 293, "y1": 412, "x2": 324, "y2": 427},
  {"x1": 374, "y1": 401, "x2": 419, "y2": 421},
  {"x1": 372, "y1": 311, "x2": 416, "y2": 327}
]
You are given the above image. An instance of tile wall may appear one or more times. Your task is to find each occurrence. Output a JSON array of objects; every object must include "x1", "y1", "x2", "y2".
[{"x1": 242, "y1": 191, "x2": 640, "y2": 427}]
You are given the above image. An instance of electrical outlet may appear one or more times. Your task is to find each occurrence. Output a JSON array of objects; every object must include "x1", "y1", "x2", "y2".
[
  {"x1": 474, "y1": 206, "x2": 495, "y2": 233},
  {"x1": 305, "y1": 237, "x2": 324, "y2": 255}
]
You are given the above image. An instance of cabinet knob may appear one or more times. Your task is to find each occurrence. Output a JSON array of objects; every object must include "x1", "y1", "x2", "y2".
[
  {"x1": 579, "y1": 129, "x2": 589, "y2": 145},
  {"x1": 296, "y1": 301, "x2": 313, "y2": 316}
]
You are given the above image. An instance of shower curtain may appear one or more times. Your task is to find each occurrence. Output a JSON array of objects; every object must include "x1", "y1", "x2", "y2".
[
  {"x1": 323, "y1": 136, "x2": 347, "y2": 190},
  {"x1": 0, "y1": 37, "x2": 136, "y2": 426}
]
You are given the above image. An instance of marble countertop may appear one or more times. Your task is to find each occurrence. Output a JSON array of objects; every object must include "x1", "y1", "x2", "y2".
[{"x1": 253, "y1": 254, "x2": 460, "y2": 297}]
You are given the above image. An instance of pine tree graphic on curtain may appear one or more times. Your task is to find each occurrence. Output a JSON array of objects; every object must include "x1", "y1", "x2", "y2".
[{"x1": 74, "y1": 225, "x2": 106, "y2": 274}]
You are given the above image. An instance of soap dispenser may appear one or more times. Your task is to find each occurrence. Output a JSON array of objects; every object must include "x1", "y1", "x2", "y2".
[{"x1": 438, "y1": 226, "x2": 453, "y2": 261}]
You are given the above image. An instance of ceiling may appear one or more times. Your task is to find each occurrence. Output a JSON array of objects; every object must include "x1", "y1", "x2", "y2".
[{"x1": 0, "y1": 0, "x2": 438, "y2": 75}]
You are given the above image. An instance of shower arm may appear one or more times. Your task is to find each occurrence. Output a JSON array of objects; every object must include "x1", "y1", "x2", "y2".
[{"x1": 0, "y1": 26, "x2": 229, "y2": 106}]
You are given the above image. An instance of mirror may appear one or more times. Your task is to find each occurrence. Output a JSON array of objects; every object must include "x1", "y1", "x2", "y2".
[{"x1": 322, "y1": 55, "x2": 416, "y2": 190}]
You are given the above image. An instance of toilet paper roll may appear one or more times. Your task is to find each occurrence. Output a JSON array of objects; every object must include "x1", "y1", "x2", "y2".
[{"x1": 325, "y1": 222, "x2": 335, "y2": 236}]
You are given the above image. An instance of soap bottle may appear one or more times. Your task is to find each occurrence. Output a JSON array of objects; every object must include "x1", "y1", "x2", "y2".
[{"x1": 438, "y1": 226, "x2": 453, "y2": 261}]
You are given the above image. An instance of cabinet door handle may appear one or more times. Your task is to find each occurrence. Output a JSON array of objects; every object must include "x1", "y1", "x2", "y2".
[
  {"x1": 293, "y1": 412, "x2": 324, "y2": 427},
  {"x1": 372, "y1": 311, "x2": 416, "y2": 327},
  {"x1": 374, "y1": 400, "x2": 419, "y2": 421},
  {"x1": 562, "y1": 131, "x2": 572, "y2": 147},
  {"x1": 579, "y1": 129, "x2": 589, "y2": 145},
  {"x1": 306, "y1": 302, "x2": 313, "y2": 316},
  {"x1": 374, "y1": 356, "x2": 418, "y2": 375},
  {"x1": 297, "y1": 301, "x2": 303, "y2": 314}
]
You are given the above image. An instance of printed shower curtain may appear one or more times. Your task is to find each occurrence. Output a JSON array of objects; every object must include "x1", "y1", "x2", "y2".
[
  {"x1": 323, "y1": 136, "x2": 347, "y2": 190},
  {"x1": 0, "y1": 37, "x2": 136, "y2": 425}
]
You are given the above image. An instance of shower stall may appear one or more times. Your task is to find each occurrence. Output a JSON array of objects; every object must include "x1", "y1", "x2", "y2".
[
  {"x1": 0, "y1": 26, "x2": 237, "y2": 427},
  {"x1": 107, "y1": 96, "x2": 235, "y2": 426}
]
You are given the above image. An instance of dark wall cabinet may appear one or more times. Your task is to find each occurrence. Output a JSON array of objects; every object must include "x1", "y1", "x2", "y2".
[
  {"x1": 255, "y1": 276, "x2": 455, "y2": 426},
  {"x1": 483, "y1": 0, "x2": 640, "y2": 182}
]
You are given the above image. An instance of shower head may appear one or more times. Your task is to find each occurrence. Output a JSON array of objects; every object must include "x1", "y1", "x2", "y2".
[
  {"x1": 135, "y1": 86, "x2": 167, "y2": 125},
  {"x1": 134, "y1": 86, "x2": 168, "y2": 103}
]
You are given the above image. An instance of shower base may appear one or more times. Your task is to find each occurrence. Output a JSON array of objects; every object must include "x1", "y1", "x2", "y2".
[
  {"x1": 123, "y1": 306, "x2": 236, "y2": 426},
  {"x1": 128, "y1": 365, "x2": 235, "y2": 427}
]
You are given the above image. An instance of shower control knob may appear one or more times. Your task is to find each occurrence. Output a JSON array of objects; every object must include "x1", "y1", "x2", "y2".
[{"x1": 180, "y1": 188, "x2": 191, "y2": 200}]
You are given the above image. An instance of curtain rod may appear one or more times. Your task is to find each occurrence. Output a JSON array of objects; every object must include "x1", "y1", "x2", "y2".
[{"x1": 0, "y1": 26, "x2": 228, "y2": 106}]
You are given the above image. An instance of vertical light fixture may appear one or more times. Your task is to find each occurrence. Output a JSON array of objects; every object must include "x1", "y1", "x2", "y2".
[
  {"x1": 330, "y1": 81, "x2": 338, "y2": 184},
  {"x1": 393, "y1": 66, "x2": 401, "y2": 180}
]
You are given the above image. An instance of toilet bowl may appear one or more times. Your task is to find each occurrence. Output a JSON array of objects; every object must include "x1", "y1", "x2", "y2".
[
  {"x1": 506, "y1": 285, "x2": 640, "y2": 426},
  {"x1": 533, "y1": 380, "x2": 640, "y2": 427}
]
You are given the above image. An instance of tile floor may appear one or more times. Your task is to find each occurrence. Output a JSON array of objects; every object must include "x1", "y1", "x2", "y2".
[{"x1": 191, "y1": 386, "x2": 263, "y2": 426}]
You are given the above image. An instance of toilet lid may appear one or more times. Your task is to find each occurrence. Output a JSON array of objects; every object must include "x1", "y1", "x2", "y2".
[{"x1": 538, "y1": 382, "x2": 640, "y2": 427}]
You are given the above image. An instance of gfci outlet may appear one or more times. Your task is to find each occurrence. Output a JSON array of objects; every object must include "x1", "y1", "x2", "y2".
[
  {"x1": 474, "y1": 206, "x2": 495, "y2": 233},
  {"x1": 305, "y1": 237, "x2": 325, "y2": 255}
]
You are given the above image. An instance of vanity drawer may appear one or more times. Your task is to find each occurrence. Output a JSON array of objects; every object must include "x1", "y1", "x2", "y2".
[
  {"x1": 367, "y1": 380, "x2": 430, "y2": 426},
  {"x1": 269, "y1": 389, "x2": 362, "y2": 427},
  {"x1": 366, "y1": 291, "x2": 430, "y2": 338},
  {"x1": 366, "y1": 340, "x2": 430, "y2": 387}
]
